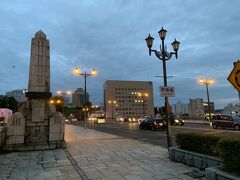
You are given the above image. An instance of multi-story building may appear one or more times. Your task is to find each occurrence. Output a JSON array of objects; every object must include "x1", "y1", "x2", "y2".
[
  {"x1": 62, "y1": 93, "x2": 71, "y2": 106},
  {"x1": 104, "y1": 80, "x2": 154, "y2": 119},
  {"x1": 6, "y1": 89, "x2": 28, "y2": 103},
  {"x1": 172, "y1": 101, "x2": 189, "y2": 115},
  {"x1": 189, "y1": 98, "x2": 205, "y2": 117},
  {"x1": 224, "y1": 103, "x2": 236, "y2": 115},
  {"x1": 72, "y1": 88, "x2": 89, "y2": 107},
  {"x1": 203, "y1": 101, "x2": 215, "y2": 114}
]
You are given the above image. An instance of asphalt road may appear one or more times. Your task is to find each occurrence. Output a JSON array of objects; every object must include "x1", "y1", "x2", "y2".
[{"x1": 67, "y1": 119, "x2": 240, "y2": 148}]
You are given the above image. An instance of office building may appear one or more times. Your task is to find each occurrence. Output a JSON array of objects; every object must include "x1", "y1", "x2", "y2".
[
  {"x1": 104, "y1": 80, "x2": 154, "y2": 119},
  {"x1": 6, "y1": 89, "x2": 28, "y2": 103},
  {"x1": 203, "y1": 101, "x2": 215, "y2": 114},
  {"x1": 72, "y1": 88, "x2": 89, "y2": 107},
  {"x1": 172, "y1": 101, "x2": 189, "y2": 115},
  {"x1": 189, "y1": 98, "x2": 204, "y2": 117}
]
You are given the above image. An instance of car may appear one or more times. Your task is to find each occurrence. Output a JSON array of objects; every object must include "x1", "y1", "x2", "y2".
[
  {"x1": 116, "y1": 116, "x2": 125, "y2": 122},
  {"x1": 94, "y1": 116, "x2": 106, "y2": 125},
  {"x1": 210, "y1": 114, "x2": 240, "y2": 130},
  {"x1": 137, "y1": 116, "x2": 149, "y2": 124},
  {"x1": 170, "y1": 117, "x2": 184, "y2": 126},
  {"x1": 71, "y1": 118, "x2": 77, "y2": 122},
  {"x1": 88, "y1": 114, "x2": 97, "y2": 121},
  {"x1": 128, "y1": 117, "x2": 138, "y2": 123},
  {"x1": 139, "y1": 118, "x2": 166, "y2": 130},
  {"x1": 162, "y1": 114, "x2": 184, "y2": 126}
]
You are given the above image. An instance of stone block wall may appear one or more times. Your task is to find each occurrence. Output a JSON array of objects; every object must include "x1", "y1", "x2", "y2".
[
  {"x1": 6, "y1": 112, "x2": 25, "y2": 145},
  {"x1": 49, "y1": 112, "x2": 65, "y2": 142}
]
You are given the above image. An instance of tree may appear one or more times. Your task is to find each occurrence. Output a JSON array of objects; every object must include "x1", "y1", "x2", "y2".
[
  {"x1": 50, "y1": 95, "x2": 64, "y2": 113},
  {"x1": 0, "y1": 95, "x2": 18, "y2": 112}
]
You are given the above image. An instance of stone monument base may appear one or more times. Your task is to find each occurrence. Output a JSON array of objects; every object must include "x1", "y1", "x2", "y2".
[{"x1": 3, "y1": 141, "x2": 66, "y2": 152}]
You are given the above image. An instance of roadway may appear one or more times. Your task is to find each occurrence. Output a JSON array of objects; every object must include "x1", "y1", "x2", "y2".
[{"x1": 67, "y1": 119, "x2": 240, "y2": 148}]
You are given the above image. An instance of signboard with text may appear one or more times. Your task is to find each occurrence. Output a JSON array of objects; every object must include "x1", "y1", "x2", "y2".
[{"x1": 160, "y1": 86, "x2": 175, "y2": 97}]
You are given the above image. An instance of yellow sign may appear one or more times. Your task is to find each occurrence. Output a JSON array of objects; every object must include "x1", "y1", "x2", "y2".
[{"x1": 228, "y1": 60, "x2": 240, "y2": 92}]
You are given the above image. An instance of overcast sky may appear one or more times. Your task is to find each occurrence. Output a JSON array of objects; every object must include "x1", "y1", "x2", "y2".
[{"x1": 0, "y1": 0, "x2": 240, "y2": 109}]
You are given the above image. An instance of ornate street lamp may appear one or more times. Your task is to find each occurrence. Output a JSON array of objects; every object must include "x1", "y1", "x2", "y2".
[
  {"x1": 145, "y1": 27, "x2": 180, "y2": 148},
  {"x1": 198, "y1": 78, "x2": 215, "y2": 122}
]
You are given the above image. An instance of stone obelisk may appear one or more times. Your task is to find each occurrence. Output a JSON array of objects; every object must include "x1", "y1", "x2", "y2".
[
  {"x1": 26, "y1": 30, "x2": 51, "y2": 122},
  {"x1": 4, "y1": 30, "x2": 65, "y2": 151}
]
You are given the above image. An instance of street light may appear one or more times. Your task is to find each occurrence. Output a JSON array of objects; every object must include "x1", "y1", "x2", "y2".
[
  {"x1": 108, "y1": 100, "x2": 117, "y2": 121},
  {"x1": 82, "y1": 107, "x2": 89, "y2": 129},
  {"x1": 138, "y1": 93, "x2": 149, "y2": 116},
  {"x1": 74, "y1": 67, "x2": 96, "y2": 128},
  {"x1": 198, "y1": 78, "x2": 215, "y2": 122},
  {"x1": 56, "y1": 89, "x2": 72, "y2": 115},
  {"x1": 145, "y1": 27, "x2": 180, "y2": 148}
]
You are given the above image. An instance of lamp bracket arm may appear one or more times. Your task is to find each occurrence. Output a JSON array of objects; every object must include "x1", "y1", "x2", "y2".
[{"x1": 151, "y1": 49, "x2": 163, "y2": 60}]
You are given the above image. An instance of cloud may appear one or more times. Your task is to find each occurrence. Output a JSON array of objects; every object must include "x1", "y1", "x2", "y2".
[{"x1": 0, "y1": 0, "x2": 240, "y2": 109}]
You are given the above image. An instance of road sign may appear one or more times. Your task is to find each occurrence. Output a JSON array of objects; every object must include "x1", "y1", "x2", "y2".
[
  {"x1": 228, "y1": 60, "x2": 240, "y2": 92},
  {"x1": 160, "y1": 86, "x2": 175, "y2": 97}
]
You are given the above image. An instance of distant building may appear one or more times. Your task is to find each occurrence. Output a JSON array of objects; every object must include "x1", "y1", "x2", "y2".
[
  {"x1": 172, "y1": 101, "x2": 189, "y2": 115},
  {"x1": 235, "y1": 103, "x2": 240, "y2": 116},
  {"x1": 189, "y1": 98, "x2": 204, "y2": 117},
  {"x1": 72, "y1": 88, "x2": 89, "y2": 107},
  {"x1": 104, "y1": 80, "x2": 154, "y2": 119},
  {"x1": 224, "y1": 103, "x2": 237, "y2": 115},
  {"x1": 62, "y1": 93, "x2": 71, "y2": 106},
  {"x1": 6, "y1": 89, "x2": 28, "y2": 103},
  {"x1": 203, "y1": 101, "x2": 215, "y2": 114}
]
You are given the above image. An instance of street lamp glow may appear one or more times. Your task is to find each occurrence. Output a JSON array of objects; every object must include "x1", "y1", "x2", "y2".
[
  {"x1": 198, "y1": 77, "x2": 215, "y2": 122},
  {"x1": 91, "y1": 69, "x2": 96, "y2": 76},
  {"x1": 74, "y1": 67, "x2": 80, "y2": 75},
  {"x1": 199, "y1": 78, "x2": 215, "y2": 85},
  {"x1": 50, "y1": 100, "x2": 54, "y2": 104},
  {"x1": 57, "y1": 90, "x2": 62, "y2": 95},
  {"x1": 66, "y1": 90, "x2": 72, "y2": 95},
  {"x1": 56, "y1": 100, "x2": 61, "y2": 104}
]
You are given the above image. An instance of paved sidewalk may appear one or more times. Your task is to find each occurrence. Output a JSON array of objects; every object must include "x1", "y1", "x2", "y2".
[{"x1": 0, "y1": 125, "x2": 205, "y2": 179}]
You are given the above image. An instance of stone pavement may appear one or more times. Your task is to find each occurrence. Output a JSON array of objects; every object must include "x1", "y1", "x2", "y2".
[{"x1": 0, "y1": 124, "x2": 205, "y2": 180}]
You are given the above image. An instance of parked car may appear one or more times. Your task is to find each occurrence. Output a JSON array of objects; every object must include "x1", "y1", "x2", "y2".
[
  {"x1": 210, "y1": 114, "x2": 240, "y2": 130},
  {"x1": 139, "y1": 118, "x2": 166, "y2": 130},
  {"x1": 116, "y1": 116, "x2": 125, "y2": 122}
]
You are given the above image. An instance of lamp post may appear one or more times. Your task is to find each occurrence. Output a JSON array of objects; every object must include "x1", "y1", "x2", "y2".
[
  {"x1": 138, "y1": 93, "x2": 149, "y2": 116},
  {"x1": 199, "y1": 78, "x2": 215, "y2": 122},
  {"x1": 82, "y1": 107, "x2": 89, "y2": 129},
  {"x1": 145, "y1": 27, "x2": 180, "y2": 148},
  {"x1": 74, "y1": 67, "x2": 96, "y2": 129},
  {"x1": 108, "y1": 100, "x2": 117, "y2": 121}
]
